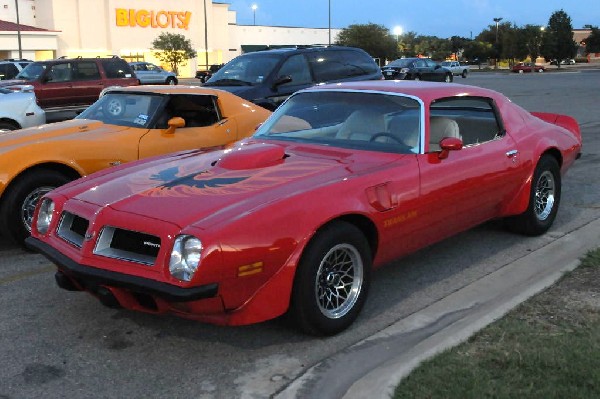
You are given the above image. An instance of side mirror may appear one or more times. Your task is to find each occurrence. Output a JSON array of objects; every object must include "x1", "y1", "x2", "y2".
[
  {"x1": 41, "y1": 75, "x2": 51, "y2": 83},
  {"x1": 438, "y1": 137, "x2": 463, "y2": 159},
  {"x1": 164, "y1": 117, "x2": 185, "y2": 134},
  {"x1": 272, "y1": 75, "x2": 292, "y2": 89}
]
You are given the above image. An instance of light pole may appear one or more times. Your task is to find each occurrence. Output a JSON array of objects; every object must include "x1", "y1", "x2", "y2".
[
  {"x1": 203, "y1": 0, "x2": 209, "y2": 71},
  {"x1": 493, "y1": 17, "x2": 503, "y2": 69},
  {"x1": 393, "y1": 26, "x2": 403, "y2": 57},
  {"x1": 328, "y1": 0, "x2": 331, "y2": 45},
  {"x1": 15, "y1": 0, "x2": 23, "y2": 59},
  {"x1": 252, "y1": 4, "x2": 257, "y2": 25}
]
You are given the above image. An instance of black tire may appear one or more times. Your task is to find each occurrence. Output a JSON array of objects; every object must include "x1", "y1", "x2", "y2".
[
  {"x1": 461, "y1": 70, "x2": 468, "y2": 78},
  {"x1": 505, "y1": 155, "x2": 561, "y2": 236},
  {"x1": 0, "y1": 121, "x2": 19, "y2": 131},
  {"x1": 289, "y1": 221, "x2": 371, "y2": 335},
  {"x1": 166, "y1": 77, "x2": 177, "y2": 85},
  {"x1": 444, "y1": 73, "x2": 453, "y2": 83},
  {"x1": 413, "y1": 75, "x2": 421, "y2": 81},
  {"x1": 0, "y1": 170, "x2": 72, "y2": 247}
]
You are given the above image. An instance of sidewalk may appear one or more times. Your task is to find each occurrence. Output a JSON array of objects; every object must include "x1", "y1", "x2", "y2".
[{"x1": 276, "y1": 216, "x2": 600, "y2": 399}]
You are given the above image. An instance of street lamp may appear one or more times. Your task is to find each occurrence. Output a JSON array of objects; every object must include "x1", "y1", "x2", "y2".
[
  {"x1": 393, "y1": 26, "x2": 403, "y2": 57},
  {"x1": 493, "y1": 17, "x2": 503, "y2": 69},
  {"x1": 328, "y1": 0, "x2": 331, "y2": 45},
  {"x1": 14, "y1": 0, "x2": 23, "y2": 59},
  {"x1": 252, "y1": 4, "x2": 258, "y2": 25}
]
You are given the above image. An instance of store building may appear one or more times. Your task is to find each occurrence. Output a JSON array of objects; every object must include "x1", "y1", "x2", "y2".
[{"x1": 0, "y1": 0, "x2": 340, "y2": 77}]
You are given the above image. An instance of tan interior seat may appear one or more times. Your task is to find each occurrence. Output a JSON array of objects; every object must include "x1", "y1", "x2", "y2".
[
  {"x1": 429, "y1": 116, "x2": 461, "y2": 151},
  {"x1": 336, "y1": 110, "x2": 386, "y2": 141}
]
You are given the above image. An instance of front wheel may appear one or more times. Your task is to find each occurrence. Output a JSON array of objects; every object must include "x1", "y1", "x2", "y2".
[
  {"x1": 461, "y1": 70, "x2": 468, "y2": 78},
  {"x1": 505, "y1": 155, "x2": 561, "y2": 236},
  {"x1": 289, "y1": 222, "x2": 371, "y2": 335},
  {"x1": 444, "y1": 73, "x2": 453, "y2": 83},
  {"x1": 166, "y1": 77, "x2": 177, "y2": 85},
  {"x1": 413, "y1": 75, "x2": 421, "y2": 81},
  {"x1": 0, "y1": 170, "x2": 73, "y2": 247}
]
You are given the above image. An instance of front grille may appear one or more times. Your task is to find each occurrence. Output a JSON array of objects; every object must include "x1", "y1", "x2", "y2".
[
  {"x1": 57, "y1": 211, "x2": 90, "y2": 248},
  {"x1": 93, "y1": 226, "x2": 161, "y2": 265}
]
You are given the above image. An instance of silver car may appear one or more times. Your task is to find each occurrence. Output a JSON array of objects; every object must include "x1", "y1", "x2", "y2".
[
  {"x1": 129, "y1": 62, "x2": 178, "y2": 85},
  {"x1": 0, "y1": 85, "x2": 46, "y2": 131}
]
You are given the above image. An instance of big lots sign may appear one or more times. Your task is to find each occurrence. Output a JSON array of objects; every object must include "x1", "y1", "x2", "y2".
[{"x1": 116, "y1": 8, "x2": 192, "y2": 30}]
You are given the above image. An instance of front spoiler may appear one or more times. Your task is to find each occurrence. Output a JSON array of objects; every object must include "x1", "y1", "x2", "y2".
[{"x1": 25, "y1": 237, "x2": 219, "y2": 302}]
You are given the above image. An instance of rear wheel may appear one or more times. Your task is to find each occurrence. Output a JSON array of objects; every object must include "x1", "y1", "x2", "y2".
[
  {"x1": 505, "y1": 155, "x2": 561, "y2": 236},
  {"x1": 0, "y1": 121, "x2": 19, "y2": 132},
  {"x1": 0, "y1": 170, "x2": 72, "y2": 247},
  {"x1": 461, "y1": 70, "x2": 468, "y2": 78},
  {"x1": 289, "y1": 222, "x2": 371, "y2": 335}
]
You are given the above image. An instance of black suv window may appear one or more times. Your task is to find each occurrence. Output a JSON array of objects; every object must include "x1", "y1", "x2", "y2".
[
  {"x1": 277, "y1": 54, "x2": 312, "y2": 86},
  {"x1": 307, "y1": 49, "x2": 379, "y2": 82},
  {"x1": 73, "y1": 61, "x2": 101, "y2": 80},
  {"x1": 101, "y1": 58, "x2": 133, "y2": 78}
]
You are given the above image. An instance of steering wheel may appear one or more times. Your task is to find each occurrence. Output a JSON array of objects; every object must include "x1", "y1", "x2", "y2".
[
  {"x1": 370, "y1": 132, "x2": 404, "y2": 144},
  {"x1": 369, "y1": 132, "x2": 414, "y2": 153}
]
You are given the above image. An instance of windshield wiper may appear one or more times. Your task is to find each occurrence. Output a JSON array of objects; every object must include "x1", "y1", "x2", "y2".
[{"x1": 204, "y1": 79, "x2": 252, "y2": 86}]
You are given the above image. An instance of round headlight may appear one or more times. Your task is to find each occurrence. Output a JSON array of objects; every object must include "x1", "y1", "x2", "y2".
[
  {"x1": 169, "y1": 235, "x2": 203, "y2": 282},
  {"x1": 36, "y1": 198, "x2": 55, "y2": 235}
]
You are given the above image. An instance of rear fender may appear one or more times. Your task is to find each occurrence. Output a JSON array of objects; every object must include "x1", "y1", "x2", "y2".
[{"x1": 531, "y1": 112, "x2": 581, "y2": 143}]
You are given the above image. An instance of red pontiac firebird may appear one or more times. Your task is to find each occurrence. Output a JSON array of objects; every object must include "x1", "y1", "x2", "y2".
[{"x1": 27, "y1": 81, "x2": 582, "y2": 335}]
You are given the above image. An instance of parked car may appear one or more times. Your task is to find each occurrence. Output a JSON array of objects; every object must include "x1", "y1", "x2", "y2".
[
  {"x1": 440, "y1": 61, "x2": 469, "y2": 78},
  {"x1": 382, "y1": 58, "x2": 453, "y2": 82},
  {"x1": 0, "y1": 59, "x2": 32, "y2": 80},
  {"x1": 0, "y1": 56, "x2": 139, "y2": 114},
  {"x1": 202, "y1": 46, "x2": 382, "y2": 110},
  {"x1": 195, "y1": 64, "x2": 223, "y2": 83},
  {"x1": 511, "y1": 62, "x2": 546, "y2": 73},
  {"x1": 27, "y1": 81, "x2": 581, "y2": 335},
  {"x1": 0, "y1": 85, "x2": 46, "y2": 131},
  {"x1": 0, "y1": 85, "x2": 271, "y2": 246},
  {"x1": 550, "y1": 59, "x2": 575, "y2": 65},
  {"x1": 129, "y1": 62, "x2": 178, "y2": 85}
]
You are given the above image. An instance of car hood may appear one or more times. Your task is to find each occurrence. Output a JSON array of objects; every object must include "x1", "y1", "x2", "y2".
[
  {"x1": 62, "y1": 140, "x2": 401, "y2": 230},
  {"x1": 0, "y1": 79, "x2": 32, "y2": 87},
  {"x1": 0, "y1": 119, "x2": 129, "y2": 149}
]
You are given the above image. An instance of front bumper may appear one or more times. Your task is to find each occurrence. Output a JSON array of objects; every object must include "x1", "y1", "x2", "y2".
[{"x1": 26, "y1": 237, "x2": 219, "y2": 302}]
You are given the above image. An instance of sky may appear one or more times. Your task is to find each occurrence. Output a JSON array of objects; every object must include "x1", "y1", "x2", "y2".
[{"x1": 225, "y1": 0, "x2": 599, "y2": 39}]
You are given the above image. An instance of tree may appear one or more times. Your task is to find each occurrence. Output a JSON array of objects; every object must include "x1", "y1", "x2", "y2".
[
  {"x1": 462, "y1": 40, "x2": 494, "y2": 67},
  {"x1": 151, "y1": 32, "x2": 197, "y2": 75},
  {"x1": 335, "y1": 23, "x2": 397, "y2": 62},
  {"x1": 502, "y1": 25, "x2": 529, "y2": 64},
  {"x1": 521, "y1": 25, "x2": 545, "y2": 62},
  {"x1": 540, "y1": 10, "x2": 577, "y2": 68},
  {"x1": 584, "y1": 27, "x2": 600, "y2": 54}
]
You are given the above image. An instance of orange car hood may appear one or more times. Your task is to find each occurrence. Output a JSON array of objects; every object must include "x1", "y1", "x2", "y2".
[{"x1": 62, "y1": 140, "x2": 398, "y2": 229}]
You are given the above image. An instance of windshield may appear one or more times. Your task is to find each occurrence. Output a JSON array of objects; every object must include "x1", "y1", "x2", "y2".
[
  {"x1": 15, "y1": 63, "x2": 46, "y2": 81},
  {"x1": 441, "y1": 62, "x2": 451, "y2": 66},
  {"x1": 255, "y1": 91, "x2": 422, "y2": 154},
  {"x1": 204, "y1": 53, "x2": 282, "y2": 86},
  {"x1": 77, "y1": 92, "x2": 165, "y2": 128}
]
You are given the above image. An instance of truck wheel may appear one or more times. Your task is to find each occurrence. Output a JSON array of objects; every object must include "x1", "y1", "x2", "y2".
[
  {"x1": 461, "y1": 70, "x2": 468, "y2": 78},
  {"x1": 0, "y1": 170, "x2": 72, "y2": 247}
]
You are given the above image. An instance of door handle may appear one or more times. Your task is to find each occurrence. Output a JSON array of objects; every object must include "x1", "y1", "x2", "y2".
[{"x1": 506, "y1": 150, "x2": 518, "y2": 157}]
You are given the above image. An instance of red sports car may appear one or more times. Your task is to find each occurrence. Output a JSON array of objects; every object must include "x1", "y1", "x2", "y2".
[
  {"x1": 27, "y1": 81, "x2": 582, "y2": 335},
  {"x1": 512, "y1": 62, "x2": 546, "y2": 73}
]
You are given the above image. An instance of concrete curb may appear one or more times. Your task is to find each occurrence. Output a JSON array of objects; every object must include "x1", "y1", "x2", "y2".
[{"x1": 276, "y1": 217, "x2": 600, "y2": 399}]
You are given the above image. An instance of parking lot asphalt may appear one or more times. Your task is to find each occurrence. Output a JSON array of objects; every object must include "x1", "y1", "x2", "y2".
[{"x1": 276, "y1": 217, "x2": 600, "y2": 398}]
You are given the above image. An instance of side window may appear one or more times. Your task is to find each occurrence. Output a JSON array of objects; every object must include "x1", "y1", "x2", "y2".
[
  {"x1": 308, "y1": 50, "x2": 379, "y2": 82},
  {"x1": 277, "y1": 55, "x2": 312, "y2": 86},
  {"x1": 101, "y1": 59, "x2": 133, "y2": 78},
  {"x1": 48, "y1": 63, "x2": 73, "y2": 82},
  {"x1": 159, "y1": 94, "x2": 221, "y2": 128},
  {"x1": 73, "y1": 61, "x2": 101, "y2": 80},
  {"x1": 430, "y1": 97, "x2": 502, "y2": 147}
]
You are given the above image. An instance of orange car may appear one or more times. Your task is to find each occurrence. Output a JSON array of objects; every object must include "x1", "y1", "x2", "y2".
[{"x1": 0, "y1": 85, "x2": 271, "y2": 246}]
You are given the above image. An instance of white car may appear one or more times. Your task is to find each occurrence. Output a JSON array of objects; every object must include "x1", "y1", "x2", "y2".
[{"x1": 0, "y1": 85, "x2": 46, "y2": 131}]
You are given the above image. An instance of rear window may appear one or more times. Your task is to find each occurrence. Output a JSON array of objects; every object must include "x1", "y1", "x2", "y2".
[{"x1": 101, "y1": 59, "x2": 134, "y2": 78}]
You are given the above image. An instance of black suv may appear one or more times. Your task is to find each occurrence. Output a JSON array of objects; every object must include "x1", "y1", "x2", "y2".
[
  {"x1": 381, "y1": 58, "x2": 453, "y2": 83},
  {"x1": 203, "y1": 46, "x2": 382, "y2": 110},
  {"x1": 0, "y1": 56, "x2": 139, "y2": 113}
]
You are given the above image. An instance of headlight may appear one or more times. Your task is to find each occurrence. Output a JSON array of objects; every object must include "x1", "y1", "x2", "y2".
[
  {"x1": 36, "y1": 198, "x2": 55, "y2": 235},
  {"x1": 169, "y1": 235, "x2": 203, "y2": 281}
]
